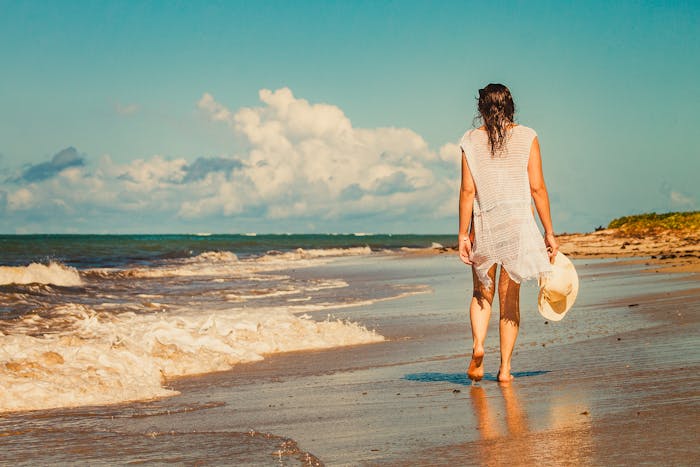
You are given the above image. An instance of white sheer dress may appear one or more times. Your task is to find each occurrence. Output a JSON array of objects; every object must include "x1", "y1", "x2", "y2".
[{"x1": 460, "y1": 125, "x2": 552, "y2": 289}]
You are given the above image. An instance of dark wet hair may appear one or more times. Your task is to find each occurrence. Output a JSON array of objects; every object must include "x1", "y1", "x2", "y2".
[{"x1": 476, "y1": 83, "x2": 515, "y2": 156}]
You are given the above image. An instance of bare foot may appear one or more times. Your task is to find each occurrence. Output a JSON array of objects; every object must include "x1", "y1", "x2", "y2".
[
  {"x1": 497, "y1": 369, "x2": 514, "y2": 383},
  {"x1": 467, "y1": 349, "x2": 485, "y2": 382}
]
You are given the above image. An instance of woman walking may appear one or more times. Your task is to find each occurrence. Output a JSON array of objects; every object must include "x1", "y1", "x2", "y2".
[{"x1": 458, "y1": 83, "x2": 558, "y2": 383}]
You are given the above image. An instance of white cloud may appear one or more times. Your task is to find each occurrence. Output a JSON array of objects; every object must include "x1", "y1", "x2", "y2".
[
  {"x1": 117, "y1": 155, "x2": 187, "y2": 190},
  {"x1": 438, "y1": 142, "x2": 462, "y2": 165},
  {"x1": 192, "y1": 87, "x2": 446, "y2": 220},
  {"x1": 670, "y1": 190, "x2": 695, "y2": 207},
  {"x1": 8, "y1": 187, "x2": 34, "y2": 210},
  {"x1": 197, "y1": 92, "x2": 233, "y2": 123},
  {"x1": 1, "y1": 88, "x2": 460, "y2": 232}
]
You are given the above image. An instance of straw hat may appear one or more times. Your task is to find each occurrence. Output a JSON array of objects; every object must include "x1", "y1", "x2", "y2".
[{"x1": 538, "y1": 252, "x2": 579, "y2": 321}]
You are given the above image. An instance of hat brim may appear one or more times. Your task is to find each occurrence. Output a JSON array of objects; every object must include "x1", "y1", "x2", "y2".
[{"x1": 538, "y1": 253, "x2": 579, "y2": 321}]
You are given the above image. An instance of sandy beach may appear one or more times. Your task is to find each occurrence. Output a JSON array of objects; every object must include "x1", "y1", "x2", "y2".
[
  {"x1": 425, "y1": 226, "x2": 700, "y2": 273},
  {"x1": 2, "y1": 248, "x2": 698, "y2": 465},
  {"x1": 2, "y1": 0, "x2": 698, "y2": 464},
  {"x1": 557, "y1": 227, "x2": 700, "y2": 273}
]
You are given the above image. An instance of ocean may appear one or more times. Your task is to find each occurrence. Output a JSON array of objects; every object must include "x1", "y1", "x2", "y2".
[
  {"x1": 3, "y1": 236, "x2": 698, "y2": 464},
  {"x1": 0, "y1": 234, "x2": 452, "y2": 413}
]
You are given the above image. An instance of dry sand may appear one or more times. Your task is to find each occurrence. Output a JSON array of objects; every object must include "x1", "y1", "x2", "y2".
[
  {"x1": 556, "y1": 227, "x2": 700, "y2": 273},
  {"x1": 426, "y1": 227, "x2": 700, "y2": 273}
]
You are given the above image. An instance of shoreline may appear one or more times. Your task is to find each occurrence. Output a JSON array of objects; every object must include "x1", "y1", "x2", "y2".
[
  {"x1": 2, "y1": 250, "x2": 699, "y2": 464},
  {"x1": 422, "y1": 227, "x2": 700, "y2": 274},
  {"x1": 163, "y1": 255, "x2": 700, "y2": 464}
]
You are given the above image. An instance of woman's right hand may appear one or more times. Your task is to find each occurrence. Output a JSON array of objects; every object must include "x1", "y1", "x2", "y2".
[
  {"x1": 545, "y1": 233, "x2": 559, "y2": 264},
  {"x1": 459, "y1": 235, "x2": 473, "y2": 265}
]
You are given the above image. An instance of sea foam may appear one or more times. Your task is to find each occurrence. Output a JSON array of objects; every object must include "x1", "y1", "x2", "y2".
[
  {"x1": 0, "y1": 303, "x2": 384, "y2": 413},
  {"x1": 260, "y1": 246, "x2": 372, "y2": 262},
  {"x1": 0, "y1": 262, "x2": 83, "y2": 287},
  {"x1": 98, "y1": 247, "x2": 371, "y2": 280}
]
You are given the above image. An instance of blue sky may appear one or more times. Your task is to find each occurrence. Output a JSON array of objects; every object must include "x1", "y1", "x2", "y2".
[{"x1": 0, "y1": 0, "x2": 697, "y2": 234}]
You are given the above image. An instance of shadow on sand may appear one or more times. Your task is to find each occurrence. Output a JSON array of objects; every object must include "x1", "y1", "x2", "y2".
[{"x1": 402, "y1": 370, "x2": 549, "y2": 385}]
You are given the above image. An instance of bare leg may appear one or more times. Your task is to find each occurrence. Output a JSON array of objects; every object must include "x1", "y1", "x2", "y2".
[
  {"x1": 468, "y1": 264, "x2": 496, "y2": 381},
  {"x1": 497, "y1": 267, "x2": 521, "y2": 382}
]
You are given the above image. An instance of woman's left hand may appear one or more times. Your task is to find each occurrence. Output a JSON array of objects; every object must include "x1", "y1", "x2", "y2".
[{"x1": 545, "y1": 233, "x2": 558, "y2": 264}]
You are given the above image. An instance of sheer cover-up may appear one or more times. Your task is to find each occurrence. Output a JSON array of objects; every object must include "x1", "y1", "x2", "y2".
[{"x1": 460, "y1": 125, "x2": 552, "y2": 289}]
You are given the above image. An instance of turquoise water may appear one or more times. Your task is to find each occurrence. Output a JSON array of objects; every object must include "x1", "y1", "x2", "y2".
[{"x1": 0, "y1": 234, "x2": 454, "y2": 268}]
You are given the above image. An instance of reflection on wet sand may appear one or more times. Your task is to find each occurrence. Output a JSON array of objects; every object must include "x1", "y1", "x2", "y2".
[
  {"x1": 470, "y1": 382, "x2": 530, "y2": 445},
  {"x1": 500, "y1": 383, "x2": 529, "y2": 438},
  {"x1": 469, "y1": 382, "x2": 592, "y2": 465}
]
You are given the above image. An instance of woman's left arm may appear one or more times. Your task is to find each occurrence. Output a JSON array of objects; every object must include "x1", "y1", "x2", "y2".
[
  {"x1": 527, "y1": 136, "x2": 558, "y2": 262},
  {"x1": 459, "y1": 149, "x2": 476, "y2": 264}
]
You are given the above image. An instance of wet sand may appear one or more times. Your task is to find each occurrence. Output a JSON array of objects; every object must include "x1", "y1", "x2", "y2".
[{"x1": 2, "y1": 254, "x2": 699, "y2": 465}]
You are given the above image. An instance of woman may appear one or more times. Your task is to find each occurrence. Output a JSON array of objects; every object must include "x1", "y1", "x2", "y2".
[{"x1": 458, "y1": 83, "x2": 558, "y2": 383}]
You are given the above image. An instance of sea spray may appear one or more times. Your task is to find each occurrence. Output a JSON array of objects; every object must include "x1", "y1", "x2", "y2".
[
  {"x1": 0, "y1": 242, "x2": 413, "y2": 413},
  {"x1": 104, "y1": 247, "x2": 371, "y2": 279},
  {"x1": 0, "y1": 303, "x2": 384, "y2": 413},
  {"x1": 0, "y1": 262, "x2": 83, "y2": 287}
]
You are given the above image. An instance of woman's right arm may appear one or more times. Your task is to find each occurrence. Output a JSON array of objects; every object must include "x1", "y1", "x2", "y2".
[
  {"x1": 459, "y1": 149, "x2": 476, "y2": 265},
  {"x1": 527, "y1": 137, "x2": 558, "y2": 262}
]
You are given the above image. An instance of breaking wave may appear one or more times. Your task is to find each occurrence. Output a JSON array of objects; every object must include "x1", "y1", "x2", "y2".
[
  {"x1": 0, "y1": 262, "x2": 83, "y2": 287},
  {"x1": 0, "y1": 304, "x2": 384, "y2": 413},
  {"x1": 0, "y1": 244, "x2": 388, "y2": 413},
  {"x1": 259, "y1": 246, "x2": 372, "y2": 261},
  {"x1": 93, "y1": 247, "x2": 372, "y2": 280}
]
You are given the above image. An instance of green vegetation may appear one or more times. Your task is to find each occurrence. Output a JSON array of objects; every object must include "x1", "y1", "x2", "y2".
[{"x1": 608, "y1": 211, "x2": 700, "y2": 232}]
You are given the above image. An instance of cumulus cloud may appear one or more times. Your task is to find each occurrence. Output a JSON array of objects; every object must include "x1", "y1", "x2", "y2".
[
  {"x1": 15, "y1": 147, "x2": 85, "y2": 183},
  {"x1": 188, "y1": 87, "x2": 454, "y2": 223},
  {"x1": 116, "y1": 155, "x2": 186, "y2": 189},
  {"x1": 438, "y1": 142, "x2": 462, "y2": 166},
  {"x1": 197, "y1": 93, "x2": 233, "y2": 123},
  {"x1": 1, "y1": 88, "x2": 463, "y2": 232},
  {"x1": 8, "y1": 187, "x2": 34, "y2": 210}
]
